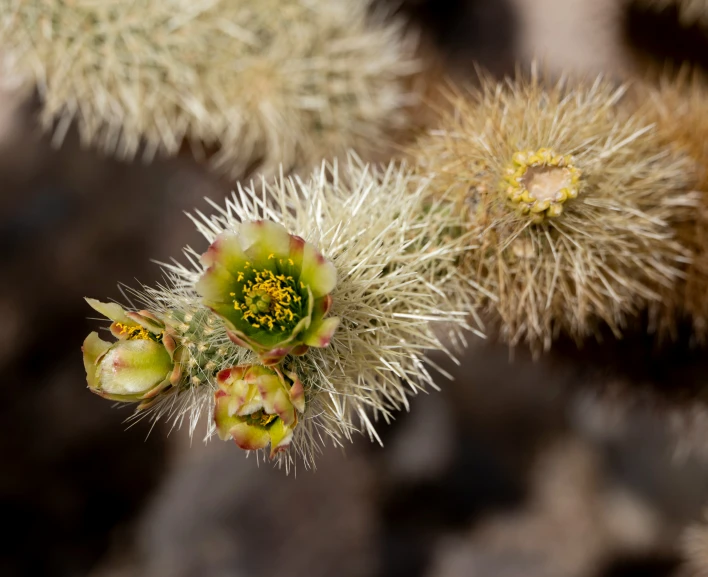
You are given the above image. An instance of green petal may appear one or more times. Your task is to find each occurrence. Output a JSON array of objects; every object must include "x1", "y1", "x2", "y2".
[
  {"x1": 288, "y1": 235, "x2": 306, "y2": 270},
  {"x1": 227, "y1": 325, "x2": 292, "y2": 353},
  {"x1": 240, "y1": 220, "x2": 291, "y2": 263},
  {"x1": 82, "y1": 332, "x2": 112, "y2": 390},
  {"x1": 201, "y1": 231, "x2": 249, "y2": 270},
  {"x1": 299, "y1": 244, "x2": 337, "y2": 298},
  {"x1": 303, "y1": 317, "x2": 340, "y2": 348},
  {"x1": 96, "y1": 340, "x2": 173, "y2": 397},
  {"x1": 268, "y1": 419, "x2": 294, "y2": 458},
  {"x1": 212, "y1": 303, "x2": 243, "y2": 331},
  {"x1": 214, "y1": 391, "x2": 243, "y2": 440},
  {"x1": 300, "y1": 294, "x2": 338, "y2": 347},
  {"x1": 85, "y1": 298, "x2": 133, "y2": 325},
  {"x1": 195, "y1": 262, "x2": 237, "y2": 303}
]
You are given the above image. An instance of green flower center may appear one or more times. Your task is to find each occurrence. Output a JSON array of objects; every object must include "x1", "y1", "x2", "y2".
[{"x1": 231, "y1": 265, "x2": 303, "y2": 331}]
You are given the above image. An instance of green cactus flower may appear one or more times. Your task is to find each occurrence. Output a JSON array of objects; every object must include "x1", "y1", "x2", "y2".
[
  {"x1": 81, "y1": 299, "x2": 182, "y2": 407},
  {"x1": 214, "y1": 364, "x2": 305, "y2": 458},
  {"x1": 196, "y1": 220, "x2": 339, "y2": 365}
]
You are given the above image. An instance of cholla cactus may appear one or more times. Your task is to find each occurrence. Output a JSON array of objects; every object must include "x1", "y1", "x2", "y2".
[
  {"x1": 410, "y1": 69, "x2": 699, "y2": 353},
  {"x1": 0, "y1": 0, "x2": 418, "y2": 176},
  {"x1": 80, "y1": 154, "x2": 472, "y2": 469},
  {"x1": 637, "y1": 0, "x2": 708, "y2": 25},
  {"x1": 636, "y1": 73, "x2": 708, "y2": 341}
]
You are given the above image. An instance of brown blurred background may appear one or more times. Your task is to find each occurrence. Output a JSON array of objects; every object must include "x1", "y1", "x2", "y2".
[{"x1": 3, "y1": 1, "x2": 708, "y2": 576}]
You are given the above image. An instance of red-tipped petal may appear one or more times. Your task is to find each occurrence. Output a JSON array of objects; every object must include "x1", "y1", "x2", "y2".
[
  {"x1": 259, "y1": 348, "x2": 290, "y2": 366},
  {"x1": 303, "y1": 317, "x2": 340, "y2": 348},
  {"x1": 217, "y1": 366, "x2": 248, "y2": 387},
  {"x1": 230, "y1": 422, "x2": 270, "y2": 452},
  {"x1": 288, "y1": 235, "x2": 306, "y2": 269},
  {"x1": 287, "y1": 372, "x2": 306, "y2": 413},
  {"x1": 300, "y1": 244, "x2": 337, "y2": 299},
  {"x1": 290, "y1": 344, "x2": 310, "y2": 356},
  {"x1": 200, "y1": 231, "x2": 248, "y2": 270},
  {"x1": 240, "y1": 220, "x2": 291, "y2": 262}
]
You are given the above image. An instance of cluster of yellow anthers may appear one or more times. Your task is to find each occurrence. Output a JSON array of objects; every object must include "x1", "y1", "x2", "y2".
[
  {"x1": 229, "y1": 261, "x2": 303, "y2": 332},
  {"x1": 503, "y1": 148, "x2": 581, "y2": 222},
  {"x1": 115, "y1": 323, "x2": 155, "y2": 342}
]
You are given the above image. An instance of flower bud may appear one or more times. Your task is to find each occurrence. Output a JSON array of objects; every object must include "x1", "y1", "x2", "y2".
[
  {"x1": 81, "y1": 299, "x2": 181, "y2": 405},
  {"x1": 214, "y1": 364, "x2": 305, "y2": 458}
]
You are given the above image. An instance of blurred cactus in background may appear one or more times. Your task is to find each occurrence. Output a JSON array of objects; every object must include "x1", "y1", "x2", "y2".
[
  {"x1": 410, "y1": 69, "x2": 699, "y2": 353},
  {"x1": 0, "y1": 0, "x2": 419, "y2": 178},
  {"x1": 638, "y1": 0, "x2": 708, "y2": 25}
]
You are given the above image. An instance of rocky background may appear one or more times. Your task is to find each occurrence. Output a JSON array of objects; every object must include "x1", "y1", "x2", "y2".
[{"x1": 3, "y1": 1, "x2": 708, "y2": 576}]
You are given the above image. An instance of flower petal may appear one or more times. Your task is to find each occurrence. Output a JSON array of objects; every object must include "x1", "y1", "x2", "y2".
[
  {"x1": 302, "y1": 317, "x2": 340, "y2": 348},
  {"x1": 234, "y1": 385, "x2": 264, "y2": 416},
  {"x1": 195, "y1": 263, "x2": 237, "y2": 303},
  {"x1": 217, "y1": 366, "x2": 247, "y2": 387},
  {"x1": 286, "y1": 370, "x2": 306, "y2": 413},
  {"x1": 226, "y1": 329, "x2": 259, "y2": 350},
  {"x1": 299, "y1": 244, "x2": 337, "y2": 298},
  {"x1": 290, "y1": 344, "x2": 310, "y2": 356},
  {"x1": 230, "y1": 422, "x2": 271, "y2": 452},
  {"x1": 268, "y1": 419, "x2": 295, "y2": 458},
  {"x1": 82, "y1": 332, "x2": 112, "y2": 390},
  {"x1": 97, "y1": 340, "x2": 173, "y2": 396},
  {"x1": 201, "y1": 230, "x2": 248, "y2": 270},
  {"x1": 126, "y1": 311, "x2": 164, "y2": 334},
  {"x1": 240, "y1": 220, "x2": 292, "y2": 263},
  {"x1": 256, "y1": 374, "x2": 295, "y2": 426},
  {"x1": 259, "y1": 347, "x2": 292, "y2": 366},
  {"x1": 85, "y1": 298, "x2": 132, "y2": 325},
  {"x1": 214, "y1": 390, "x2": 242, "y2": 441}
]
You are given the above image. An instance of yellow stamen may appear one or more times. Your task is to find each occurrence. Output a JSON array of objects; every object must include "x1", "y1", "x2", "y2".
[
  {"x1": 502, "y1": 147, "x2": 581, "y2": 223},
  {"x1": 115, "y1": 322, "x2": 154, "y2": 341}
]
